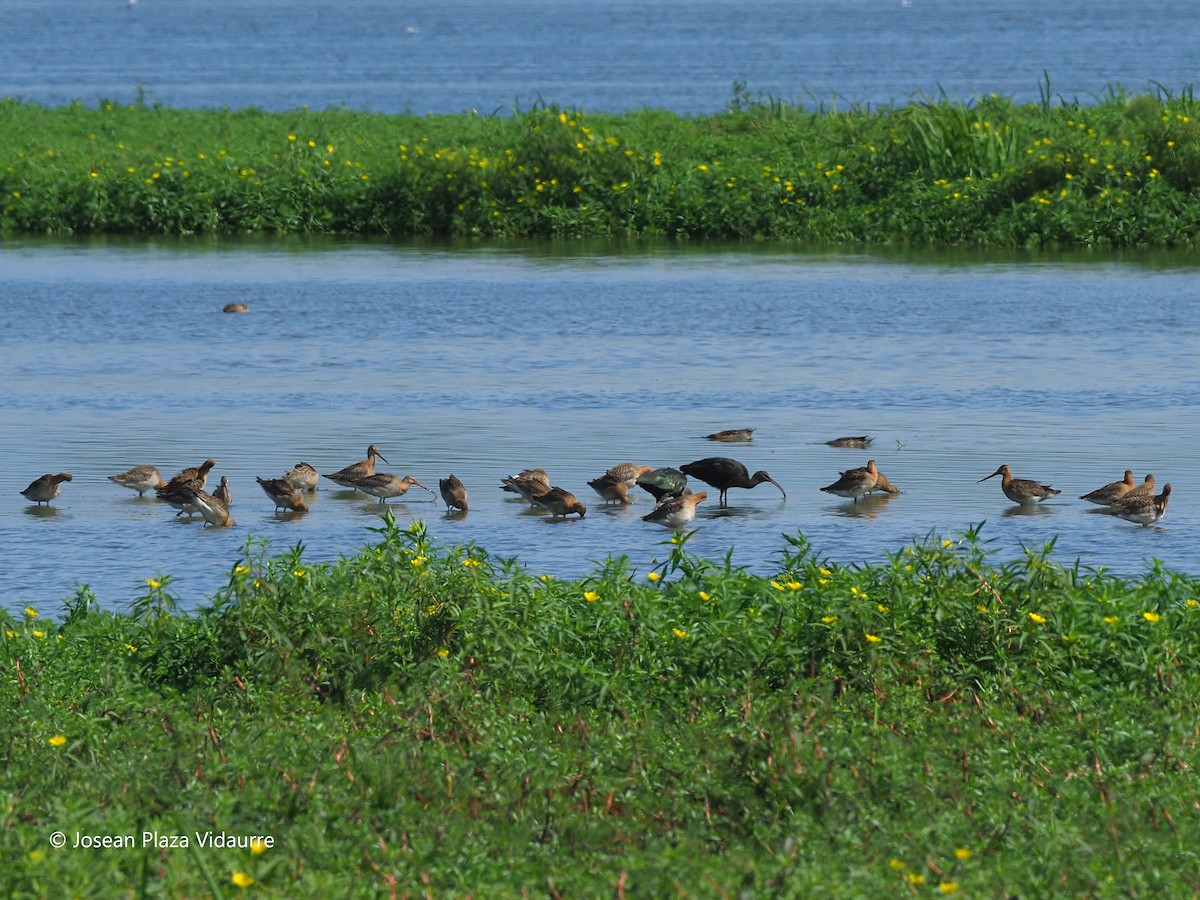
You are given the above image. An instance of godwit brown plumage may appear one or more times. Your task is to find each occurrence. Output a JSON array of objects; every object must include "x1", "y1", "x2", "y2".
[
  {"x1": 349, "y1": 473, "x2": 433, "y2": 504},
  {"x1": 283, "y1": 462, "x2": 320, "y2": 492},
  {"x1": 212, "y1": 475, "x2": 232, "y2": 508},
  {"x1": 187, "y1": 486, "x2": 236, "y2": 527},
  {"x1": 680, "y1": 457, "x2": 785, "y2": 507},
  {"x1": 1120, "y1": 474, "x2": 1155, "y2": 501},
  {"x1": 21, "y1": 472, "x2": 72, "y2": 506},
  {"x1": 500, "y1": 470, "x2": 551, "y2": 505},
  {"x1": 439, "y1": 475, "x2": 468, "y2": 513},
  {"x1": 1080, "y1": 470, "x2": 1136, "y2": 506},
  {"x1": 827, "y1": 435, "x2": 873, "y2": 449},
  {"x1": 257, "y1": 476, "x2": 309, "y2": 512},
  {"x1": 978, "y1": 465, "x2": 1060, "y2": 505},
  {"x1": 869, "y1": 469, "x2": 902, "y2": 495},
  {"x1": 532, "y1": 486, "x2": 587, "y2": 518},
  {"x1": 324, "y1": 444, "x2": 389, "y2": 488},
  {"x1": 588, "y1": 473, "x2": 633, "y2": 505},
  {"x1": 1112, "y1": 483, "x2": 1171, "y2": 526},
  {"x1": 604, "y1": 463, "x2": 654, "y2": 486},
  {"x1": 635, "y1": 467, "x2": 689, "y2": 502},
  {"x1": 642, "y1": 491, "x2": 707, "y2": 529},
  {"x1": 108, "y1": 466, "x2": 164, "y2": 497},
  {"x1": 156, "y1": 458, "x2": 217, "y2": 516},
  {"x1": 820, "y1": 460, "x2": 879, "y2": 502},
  {"x1": 704, "y1": 428, "x2": 755, "y2": 442}
]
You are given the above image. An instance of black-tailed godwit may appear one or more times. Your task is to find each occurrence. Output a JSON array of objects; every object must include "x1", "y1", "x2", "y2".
[
  {"x1": 978, "y1": 465, "x2": 1060, "y2": 505},
  {"x1": 324, "y1": 445, "x2": 389, "y2": 488},
  {"x1": 21, "y1": 473, "x2": 72, "y2": 506},
  {"x1": 642, "y1": 491, "x2": 707, "y2": 528},
  {"x1": 439, "y1": 475, "x2": 468, "y2": 513},
  {"x1": 820, "y1": 460, "x2": 879, "y2": 502},
  {"x1": 108, "y1": 466, "x2": 164, "y2": 497},
  {"x1": 1080, "y1": 470, "x2": 1136, "y2": 506},
  {"x1": 256, "y1": 476, "x2": 308, "y2": 512},
  {"x1": 1112, "y1": 483, "x2": 1171, "y2": 526}
]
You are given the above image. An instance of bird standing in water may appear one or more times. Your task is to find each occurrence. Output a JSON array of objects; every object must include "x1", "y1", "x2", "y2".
[
  {"x1": 108, "y1": 466, "x2": 164, "y2": 497},
  {"x1": 21, "y1": 472, "x2": 73, "y2": 506},
  {"x1": 680, "y1": 457, "x2": 786, "y2": 506},
  {"x1": 324, "y1": 444, "x2": 389, "y2": 488},
  {"x1": 642, "y1": 491, "x2": 707, "y2": 529},
  {"x1": 257, "y1": 476, "x2": 309, "y2": 512},
  {"x1": 439, "y1": 475, "x2": 468, "y2": 513},
  {"x1": 977, "y1": 465, "x2": 1060, "y2": 505}
]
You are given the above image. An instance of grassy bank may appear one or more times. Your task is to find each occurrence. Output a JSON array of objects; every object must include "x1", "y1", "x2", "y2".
[
  {"x1": 4, "y1": 86, "x2": 1200, "y2": 246},
  {"x1": 3, "y1": 515, "x2": 1199, "y2": 896}
]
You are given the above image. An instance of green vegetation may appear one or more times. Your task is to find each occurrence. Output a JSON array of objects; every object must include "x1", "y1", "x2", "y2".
[
  {"x1": 4, "y1": 515, "x2": 1199, "y2": 896},
  {"x1": 4, "y1": 84, "x2": 1200, "y2": 245}
]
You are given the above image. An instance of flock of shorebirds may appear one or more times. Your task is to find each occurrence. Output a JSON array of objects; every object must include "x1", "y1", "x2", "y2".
[{"x1": 18, "y1": 430, "x2": 1172, "y2": 529}]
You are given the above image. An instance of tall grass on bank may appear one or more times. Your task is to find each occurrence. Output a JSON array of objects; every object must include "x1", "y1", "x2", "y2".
[
  {"x1": 3, "y1": 515, "x2": 1199, "y2": 896},
  {"x1": 4, "y1": 85, "x2": 1200, "y2": 246}
]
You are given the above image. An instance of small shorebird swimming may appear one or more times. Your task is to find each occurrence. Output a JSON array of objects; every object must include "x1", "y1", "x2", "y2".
[
  {"x1": 187, "y1": 486, "x2": 236, "y2": 527},
  {"x1": 439, "y1": 474, "x2": 468, "y2": 513},
  {"x1": 1112, "y1": 483, "x2": 1171, "y2": 526},
  {"x1": 642, "y1": 491, "x2": 707, "y2": 529},
  {"x1": 500, "y1": 469, "x2": 551, "y2": 505},
  {"x1": 635, "y1": 467, "x2": 689, "y2": 502},
  {"x1": 704, "y1": 428, "x2": 755, "y2": 442},
  {"x1": 532, "y1": 486, "x2": 587, "y2": 518},
  {"x1": 826, "y1": 435, "x2": 873, "y2": 449},
  {"x1": 349, "y1": 473, "x2": 434, "y2": 504},
  {"x1": 156, "y1": 458, "x2": 217, "y2": 516},
  {"x1": 21, "y1": 472, "x2": 72, "y2": 505},
  {"x1": 1080, "y1": 470, "x2": 1136, "y2": 506},
  {"x1": 212, "y1": 475, "x2": 232, "y2": 507},
  {"x1": 680, "y1": 457, "x2": 785, "y2": 507},
  {"x1": 588, "y1": 472, "x2": 634, "y2": 505},
  {"x1": 222, "y1": 303, "x2": 249, "y2": 314},
  {"x1": 820, "y1": 460, "x2": 879, "y2": 502},
  {"x1": 977, "y1": 464, "x2": 1060, "y2": 505},
  {"x1": 256, "y1": 476, "x2": 308, "y2": 512},
  {"x1": 108, "y1": 465, "x2": 164, "y2": 497},
  {"x1": 283, "y1": 462, "x2": 320, "y2": 493},
  {"x1": 324, "y1": 445, "x2": 389, "y2": 488}
]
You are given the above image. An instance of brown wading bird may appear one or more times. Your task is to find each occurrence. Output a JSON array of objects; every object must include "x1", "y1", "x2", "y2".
[
  {"x1": 977, "y1": 464, "x2": 1061, "y2": 505},
  {"x1": 532, "y1": 486, "x2": 587, "y2": 518},
  {"x1": 1111, "y1": 483, "x2": 1171, "y2": 526},
  {"x1": 348, "y1": 473, "x2": 434, "y2": 504},
  {"x1": 108, "y1": 465, "x2": 164, "y2": 497},
  {"x1": 186, "y1": 486, "x2": 236, "y2": 527},
  {"x1": 283, "y1": 462, "x2": 320, "y2": 492},
  {"x1": 826, "y1": 435, "x2": 873, "y2": 449},
  {"x1": 1119, "y1": 474, "x2": 1155, "y2": 501},
  {"x1": 604, "y1": 463, "x2": 654, "y2": 487},
  {"x1": 156, "y1": 458, "x2": 217, "y2": 516},
  {"x1": 1079, "y1": 470, "x2": 1136, "y2": 506},
  {"x1": 588, "y1": 472, "x2": 633, "y2": 505},
  {"x1": 680, "y1": 457, "x2": 786, "y2": 507},
  {"x1": 870, "y1": 470, "x2": 902, "y2": 495},
  {"x1": 635, "y1": 467, "x2": 689, "y2": 502},
  {"x1": 212, "y1": 475, "x2": 232, "y2": 508},
  {"x1": 222, "y1": 303, "x2": 249, "y2": 314},
  {"x1": 642, "y1": 491, "x2": 707, "y2": 529},
  {"x1": 324, "y1": 444, "x2": 389, "y2": 488},
  {"x1": 21, "y1": 472, "x2": 73, "y2": 506},
  {"x1": 439, "y1": 474, "x2": 469, "y2": 513},
  {"x1": 257, "y1": 476, "x2": 309, "y2": 512},
  {"x1": 704, "y1": 428, "x2": 755, "y2": 442},
  {"x1": 500, "y1": 469, "x2": 551, "y2": 505},
  {"x1": 820, "y1": 459, "x2": 880, "y2": 502}
]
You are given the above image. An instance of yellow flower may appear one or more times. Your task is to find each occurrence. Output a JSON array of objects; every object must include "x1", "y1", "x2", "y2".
[
  {"x1": 876, "y1": 604, "x2": 890, "y2": 613},
  {"x1": 293, "y1": 569, "x2": 307, "y2": 578},
  {"x1": 126, "y1": 644, "x2": 138, "y2": 654},
  {"x1": 1028, "y1": 612, "x2": 1047, "y2": 624},
  {"x1": 786, "y1": 581, "x2": 802, "y2": 591},
  {"x1": 49, "y1": 734, "x2": 67, "y2": 748},
  {"x1": 538, "y1": 574, "x2": 553, "y2": 582},
  {"x1": 939, "y1": 883, "x2": 959, "y2": 894},
  {"x1": 906, "y1": 873, "x2": 926, "y2": 886},
  {"x1": 33, "y1": 631, "x2": 45, "y2": 639},
  {"x1": 818, "y1": 567, "x2": 831, "y2": 576},
  {"x1": 865, "y1": 633, "x2": 881, "y2": 643},
  {"x1": 647, "y1": 572, "x2": 661, "y2": 582},
  {"x1": 436, "y1": 647, "x2": 450, "y2": 658},
  {"x1": 287, "y1": 134, "x2": 296, "y2": 141},
  {"x1": 24, "y1": 607, "x2": 38, "y2": 618},
  {"x1": 583, "y1": 591, "x2": 600, "y2": 603},
  {"x1": 4, "y1": 630, "x2": 13, "y2": 639},
  {"x1": 250, "y1": 838, "x2": 268, "y2": 855},
  {"x1": 410, "y1": 556, "x2": 427, "y2": 568},
  {"x1": 673, "y1": 628, "x2": 689, "y2": 639},
  {"x1": 821, "y1": 616, "x2": 837, "y2": 624},
  {"x1": 888, "y1": 859, "x2": 907, "y2": 870},
  {"x1": 698, "y1": 591, "x2": 711, "y2": 602},
  {"x1": 462, "y1": 558, "x2": 481, "y2": 568},
  {"x1": 770, "y1": 580, "x2": 785, "y2": 591},
  {"x1": 146, "y1": 578, "x2": 160, "y2": 590},
  {"x1": 850, "y1": 586, "x2": 865, "y2": 598},
  {"x1": 1142, "y1": 611, "x2": 1161, "y2": 623},
  {"x1": 27, "y1": 850, "x2": 44, "y2": 862},
  {"x1": 1103, "y1": 615, "x2": 1119, "y2": 624},
  {"x1": 954, "y1": 848, "x2": 972, "y2": 860},
  {"x1": 1186, "y1": 599, "x2": 1198, "y2": 608},
  {"x1": 942, "y1": 539, "x2": 954, "y2": 548},
  {"x1": 231, "y1": 872, "x2": 254, "y2": 888},
  {"x1": 234, "y1": 565, "x2": 249, "y2": 574}
]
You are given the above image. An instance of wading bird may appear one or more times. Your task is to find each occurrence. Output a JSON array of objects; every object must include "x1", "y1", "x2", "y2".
[
  {"x1": 680, "y1": 457, "x2": 785, "y2": 506},
  {"x1": 439, "y1": 474, "x2": 468, "y2": 513},
  {"x1": 156, "y1": 458, "x2": 217, "y2": 516},
  {"x1": 283, "y1": 462, "x2": 320, "y2": 492},
  {"x1": 256, "y1": 476, "x2": 308, "y2": 512},
  {"x1": 820, "y1": 460, "x2": 880, "y2": 502},
  {"x1": 642, "y1": 491, "x2": 707, "y2": 529},
  {"x1": 977, "y1": 464, "x2": 1060, "y2": 505},
  {"x1": 1080, "y1": 470, "x2": 1136, "y2": 506},
  {"x1": 349, "y1": 473, "x2": 433, "y2": 504},
  {"x1": 108, "y1": 465, "x2": 164, "y2": 497},
  {"x1": 704, "y1": 428, "x2": 755, "y2": 442},
  {"x1": 826, "y1": 435, "x2": 873, "y2": 449},
  {"x1": 635, "y1": 467, "x2": 689, "y2": 502},
  {"x1": 21, "y1": 472, "x2": 72, "y2": 506},
  {"x1": 324, "y1": 444, "x2": 389, "y2": 488},
  {"x1": 1112, "y1": 483, "x2": 1171, "y2": 526},
  {"x1": 532, "y1": 486, "x2": 587, "y2": 518}
]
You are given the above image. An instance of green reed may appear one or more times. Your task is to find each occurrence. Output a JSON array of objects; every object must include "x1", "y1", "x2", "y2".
[
  {"x1": 3, "y1": 514, "x2": 1199, "y2": 896},
  {"x1": 4, "y1": 85, "x2": 1200, "y2": 246}
]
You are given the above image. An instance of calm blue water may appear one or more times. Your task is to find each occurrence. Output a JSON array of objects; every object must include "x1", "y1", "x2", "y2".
[
  {"x1": 3, "y1": 0, "x2": 1198, "y2": 114},
  {"x1": 1, "y1": 238, "x2": 1199, "y2": 615}
]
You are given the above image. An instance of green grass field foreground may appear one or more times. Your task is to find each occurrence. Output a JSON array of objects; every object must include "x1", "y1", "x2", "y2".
[
  {"x1": 6, "y1": 84, "x2": 1200, "y2": 246},
  {"x1": 3, "y1": 516, "x2": 1199, "y2": 896}
]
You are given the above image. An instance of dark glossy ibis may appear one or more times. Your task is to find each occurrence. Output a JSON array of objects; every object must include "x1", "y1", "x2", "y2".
[
  {"x1": 679, "y1": 457, "x2": 785, "y2": 506},
  {"x1": 635, "y1": 467, "x2": 689, "y2": 502}
]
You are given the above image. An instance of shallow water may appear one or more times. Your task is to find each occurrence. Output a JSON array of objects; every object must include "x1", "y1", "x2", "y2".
[
  {"x1": 1, "y1": 237, "x2": 1198, "y2": 615},
  {"x1": 3, "y1": 0, "x2": 1198, "y2": 113}
]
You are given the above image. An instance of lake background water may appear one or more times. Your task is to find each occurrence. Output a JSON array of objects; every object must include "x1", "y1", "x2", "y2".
[
  {"x1": 4, "y1": 1, "x2": 1200, "y2": 614},
  {"x1": 5, "y1": 0, "x2": 1200, "y2": 115}
]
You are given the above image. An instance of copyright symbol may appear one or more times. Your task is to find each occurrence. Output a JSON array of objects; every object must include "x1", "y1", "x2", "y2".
[{"x1": 49, "y1": 831, "x2": 66, "y2": 849}]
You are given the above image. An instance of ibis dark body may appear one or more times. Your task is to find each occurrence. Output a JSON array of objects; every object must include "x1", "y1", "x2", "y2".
[
  {"x1": 635, "y1": 467, "x2": 689, "y2": 502},
  {"x1": 680, "y1": 457, "x2": 786, "y2": 506}
]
